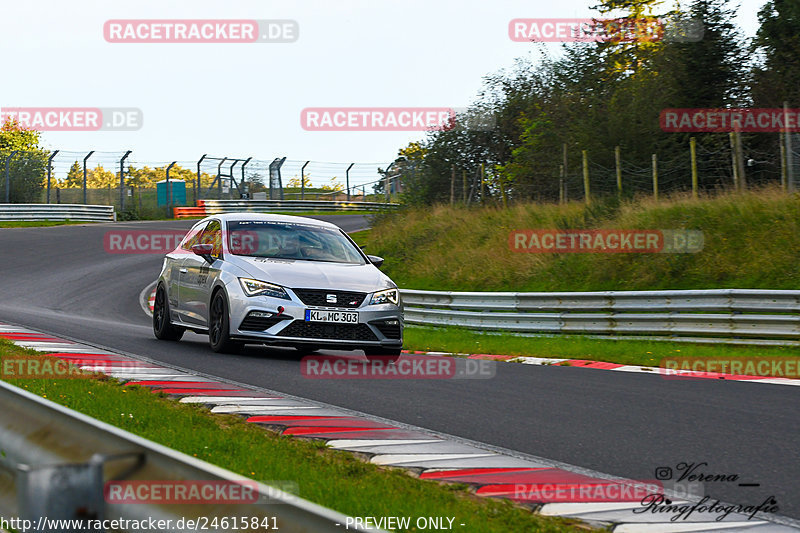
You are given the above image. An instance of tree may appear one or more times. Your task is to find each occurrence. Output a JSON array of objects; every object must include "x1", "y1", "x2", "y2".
[
  {"x1": 286, "y1": 174, "x2": 313, "y2": 188},
  {"x1": 751, "y1": 0, "x2": 800, "y2": 107},
  {"x1": 63, "y1": 161, "x2": 83, "y2": 188},
  {"x1": 0, "y1": 117, "x2": 48, "y2": 202}
]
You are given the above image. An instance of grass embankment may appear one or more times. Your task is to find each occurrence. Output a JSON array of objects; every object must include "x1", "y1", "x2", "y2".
[
  {"x1": 365, "y1": 187, "x2": 800, "y2": 291},
  {"x1": 0, "y1": 339, "x2": 581, "y2": 533}
]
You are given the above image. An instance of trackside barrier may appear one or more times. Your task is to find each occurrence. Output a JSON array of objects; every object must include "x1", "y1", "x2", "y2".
[
  {"x1": 198, "y1": 199, "x2": 399, "y2": 214},
  {"x1": 400, "y1": 288, "x2": 800, "y2": 344},
  {"x1": 0, "y1": 381, "x2": 375, "y2": 532},
  {"x1": 0, "y1": 204, "x2": 115, "y2": 222},
  {"x1": 173, "y1": 206, "x2": 206, "y2": 218}
]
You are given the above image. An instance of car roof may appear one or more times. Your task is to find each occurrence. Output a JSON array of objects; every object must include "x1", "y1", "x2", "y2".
[{"x1": 201, "y1": 212, "x2": 340, "y2": 229}]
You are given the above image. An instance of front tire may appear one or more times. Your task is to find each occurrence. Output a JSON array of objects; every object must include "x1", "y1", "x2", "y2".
[
  {"x1": 153, "y1": 285, "x2": 184, "y2": 341},
  {"x1": 209, "y1": 291, "x2": 242, "y2": 354}
]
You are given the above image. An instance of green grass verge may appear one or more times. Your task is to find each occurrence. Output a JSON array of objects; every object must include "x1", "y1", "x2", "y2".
[
  {"x1": 0, "y1": 339, "x2": 583, "y2": 533},
  {"x1": 404, "y1": 325, "x2": 800, "y2": 372},
  {"x1": 367, "y1": 187, "x2": 800, "y2": 291},
  {"x1": 0, "y1": 220, "x2": 90, "y2": 228}
]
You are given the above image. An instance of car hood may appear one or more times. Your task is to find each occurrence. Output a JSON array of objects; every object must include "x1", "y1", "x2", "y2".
[{"x1": 229, "y1": 256, "x2": 395, "y2": 293}]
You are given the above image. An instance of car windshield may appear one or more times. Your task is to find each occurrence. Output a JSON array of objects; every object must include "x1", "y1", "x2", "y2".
[{"x1": 227, "y1": 220, "x2": 365, "y2": 264}]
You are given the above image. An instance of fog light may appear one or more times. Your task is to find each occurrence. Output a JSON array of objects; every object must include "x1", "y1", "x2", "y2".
[
  {"x1": 250, "y1": 311, "x2": 273, "y2": 318},
  {"x1": 384, "y1": 320, "x2": 399, "y2": 325}
]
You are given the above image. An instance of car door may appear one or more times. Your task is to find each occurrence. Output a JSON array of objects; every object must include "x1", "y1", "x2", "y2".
[
  {"x1": 179, "y1": 218, "x2": 223, "y2": 326},
  {"x1": 171, "y1": 220, "x2": 207, "y2": 321}
]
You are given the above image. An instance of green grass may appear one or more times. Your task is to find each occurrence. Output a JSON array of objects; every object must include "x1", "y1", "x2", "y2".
[
  {"x1": 0, "y1": 220, "x2": 90, "y2": 228},
  {"x1": 404, "y1": 325, "x2": 800, "y2": 372},
  {"x1": 0, "y1": 339, "x2": 582, "y2": 533},
  {"x1": 369, "y1": 187, "x2": 800, "y2": 291}
]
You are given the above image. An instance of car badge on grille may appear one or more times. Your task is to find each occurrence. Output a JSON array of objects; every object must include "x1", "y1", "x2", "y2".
[{"x1": 326, "y1": 294, "x2": 337, "y2": 303}]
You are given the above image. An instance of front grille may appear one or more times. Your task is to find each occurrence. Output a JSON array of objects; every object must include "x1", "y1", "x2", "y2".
[
  {"x1": 239, "y1": 315, "x2": 286, "y2": 331},
  {"x1": 372, "y1": 322, "x2": 402, "y2": 339},
  {"x1": 292, "y1": 289, "x2": 366, "y2": 308},
  {"x1": 279, "y1": 320, "x2": 377, "y2": 341}
]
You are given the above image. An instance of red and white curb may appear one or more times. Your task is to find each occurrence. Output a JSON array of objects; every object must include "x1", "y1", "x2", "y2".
[
  {"x1": 402, "y1": 351, "x2": 800, "y2": 388},
  {"x1": 2, "y1": 323, "x2": 798, "y2": 532}
]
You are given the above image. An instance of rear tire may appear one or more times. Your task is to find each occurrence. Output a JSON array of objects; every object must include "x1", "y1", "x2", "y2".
[
  {"x1": 366, "y1": 347, "x2": 402, "y2": 365},
  {"x1": 153, "y1": 284, "x2": 185, "y2": 341},
  {"x1": 209, "y1": 290, "x2": 242, "y2": 354}
]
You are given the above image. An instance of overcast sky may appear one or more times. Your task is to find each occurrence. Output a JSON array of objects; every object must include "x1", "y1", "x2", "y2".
[{"x1": 1, "y1": 0, "x2": 765, "y2": 184}]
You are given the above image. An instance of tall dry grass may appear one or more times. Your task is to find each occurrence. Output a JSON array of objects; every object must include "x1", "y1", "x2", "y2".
[{"x1": 370, "y1": 186, "x2": 800, "y2": 291}]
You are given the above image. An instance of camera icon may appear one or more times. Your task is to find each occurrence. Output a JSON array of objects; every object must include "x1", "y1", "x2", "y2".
[{"x1": 655, "y1": 467, "x2": 673, "y2": 480}]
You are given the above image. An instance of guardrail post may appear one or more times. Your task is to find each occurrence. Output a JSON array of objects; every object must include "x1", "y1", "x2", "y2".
[
  {"x1": 166, "y1": 161, "x2": 176, "y2": 218},
  {"x1": 82, "y1": 151, "x2": 95, "y2": 204},
  {"x1": 345, "y1": 163, "x2": 354, "y2": 201},
  {"x1": 46, "y1": 150, "x2": 58, "y2": 204},
  {"x1": 119, "y1": 150, "x2": 131, "y2": 210},
  {"x1": 301, "y1": 161, "x2": 310, "y2": 200},
  {"x1": 5, "y1": 150, "x2": 18, "y2": 203}
]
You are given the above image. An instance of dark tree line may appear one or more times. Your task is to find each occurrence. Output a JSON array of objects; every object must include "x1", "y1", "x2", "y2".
[{"x1": 392, "y1": 0, "x2": 799, "y2": 205}]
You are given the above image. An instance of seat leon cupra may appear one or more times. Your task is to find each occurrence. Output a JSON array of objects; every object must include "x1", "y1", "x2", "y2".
[{"x1": 152, "y1": 213, "x2": 403, "y2": 360}]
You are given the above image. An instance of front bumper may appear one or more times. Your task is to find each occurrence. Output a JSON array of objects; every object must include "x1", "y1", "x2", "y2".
[{"x1": 227, "y1": 286, "x2": 403, "y2": 349}]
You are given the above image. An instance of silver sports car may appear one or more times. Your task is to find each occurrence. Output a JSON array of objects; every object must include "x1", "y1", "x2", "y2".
[{"x1": 153, "y1": 213, "x2": 403, "y2": 359}]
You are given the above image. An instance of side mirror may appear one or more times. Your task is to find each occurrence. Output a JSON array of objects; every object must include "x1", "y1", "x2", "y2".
[
  {"x1": 367, "y1": 255, "x2": 384, "y2": 268},
  {"x1": 191, "y1": 243, "x2": 214, "y2": 263}
]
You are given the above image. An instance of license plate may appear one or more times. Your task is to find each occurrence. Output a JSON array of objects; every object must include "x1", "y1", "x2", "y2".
[{"x1": 304, "y1": 309, "x2": 359, "y2": 324}]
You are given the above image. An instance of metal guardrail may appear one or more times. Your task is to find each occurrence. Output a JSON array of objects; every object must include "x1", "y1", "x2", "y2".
[
  {"x1": 0, "y1": 204, "x2": 116, "y2": 222},
  {"x1": 0, "y1": 381, "x2": 373, "y2": 532},
  {"x1": 400, "y1": 289, "x2": 800, "y2": 342},
  {"x1": 199, "y1": 199, "x2": 399, "y2": 213}
]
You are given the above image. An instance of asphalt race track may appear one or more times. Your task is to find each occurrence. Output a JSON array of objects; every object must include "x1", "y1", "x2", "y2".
[{"x1": 1, "y1": 219, "x2": 799, "y2": 519}]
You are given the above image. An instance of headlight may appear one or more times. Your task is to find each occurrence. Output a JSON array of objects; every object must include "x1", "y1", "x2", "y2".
[
  {"x1": 239, "y1": 278, "x2": 290, "y2": 300},
  {"x1": 370, "y1": 288, "x2": 399, "y2": 306}
]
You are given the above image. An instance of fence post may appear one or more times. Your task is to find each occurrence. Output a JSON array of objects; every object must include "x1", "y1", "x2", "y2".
[
  {"x1": 119, "y1": 150, "x2": 131, "y2": 210},
  {"x1": 480, "y1": 162, "x2": 486, "y2": 203},
  {"x1": 784, "y1": 102, "x2": 795, "y2": 192},
  {"x1": 5, "y1": 150, "x2": 18, "y2": 203},
  {"x1": 780, "y1": 135, "x2": 788, "y2": 191},
  {"x1": 690, "y1": 137, "x2": 698, "y2": 199},
  {"x1": 166, "y1": 161, "x2": 176, "y2": 218},
  {"x1": 450, "y1": 165, "x2": 455, "y2": 206},
  {"x1": 729, "y1": 132, "x2": 739, "y2": 190},
  {"x1": 734, "y1": 130, "x2": 746, "y2": 191},
  {"x1": 562, "y1": 143, "x2": 568, "y2": 203},
  {"x1": 462, "y1": 169, "x2": 467, "y2": 204},
  {"x1": 582, "y1": 150, "x2": 590, "y2": 205},
  {"x1": 652, "y1": 153, "x2": 658, "y2": 201},
  {"x1": 196, "y1": 154, "x2": 207, "y2": 203},
  {"x1": 615, "y1": 145, "x2": 622, "y2": 200},
  {"x1": 83, "y1": 151, "x2": 95, "y2": 204},
  {"x1": 301, "y1": 161, "x2": 310, "y2": 200},
  {"x1": 47, "y1": 150, "x2": 59, "y2": 204}
]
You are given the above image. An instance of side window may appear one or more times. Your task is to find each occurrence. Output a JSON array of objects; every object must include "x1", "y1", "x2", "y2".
[
  {"x1": 199, "y1": 220, "x2": 222, "y2": 258},
  {"x1": 180, "y1": 222, "x2": 208, "y2": 251}
]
